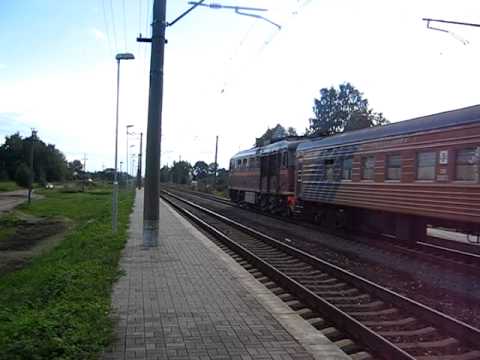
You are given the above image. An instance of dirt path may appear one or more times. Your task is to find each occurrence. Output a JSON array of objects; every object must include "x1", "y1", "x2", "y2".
[{"x1": 0, "y1": 190, "x2": 42, "y2": 213}]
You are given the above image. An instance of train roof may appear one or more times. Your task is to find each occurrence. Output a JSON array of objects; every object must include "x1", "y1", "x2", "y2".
[
  {"x1": 231, "y1": 138, "x2": 305, "y2": 160},
  {"x1": 297, "y1": 104, "x2": 480, "y2": 153}
]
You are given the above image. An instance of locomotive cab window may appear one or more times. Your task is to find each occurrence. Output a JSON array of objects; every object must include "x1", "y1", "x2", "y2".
[
  {"x1": 342, "y1": 157, "x2": 352, "y2": 180},
  {"x1": 386, "y1": 154, "x2": 401, "y2": 180},
  {"x1": 417, "y1": 152, "x2": 436, "y2": 180},
  {"x1": 362, "y1": 156, "x2": 375, "y2": 180},
  {"x1": 456, "y1": 148, "x2": 477, "y2": 181},
  {"x1": 281, "y1": 152, "x2": 288, "y2": 168}
]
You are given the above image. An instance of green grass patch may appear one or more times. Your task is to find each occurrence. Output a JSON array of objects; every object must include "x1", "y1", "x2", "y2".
[
  {"x1": 0, "y1": 181, "x2": 21, "y2": 192},
  {"x1": 0, "y1": 214, "x2": 21, "y2": 242},
  {"x1": 0, "y1": 189, "x2": 135, "y2": 359}
]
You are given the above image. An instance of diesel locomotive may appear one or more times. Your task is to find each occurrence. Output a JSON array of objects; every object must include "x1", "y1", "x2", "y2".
[{"x1": 229, "y1": 105, "x2": 480, "y2": 242}]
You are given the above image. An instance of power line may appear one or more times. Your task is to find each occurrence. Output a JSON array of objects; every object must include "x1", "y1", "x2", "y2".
[
  {"x1": 109, "y1": 0, "x2": 118, "y2": 50},
  {"x1": 101, "y1": 0, "x2": 113, "y2": 54},
  {"x1": 122, "y1": 0, "x2": 128, "y2": 50}
]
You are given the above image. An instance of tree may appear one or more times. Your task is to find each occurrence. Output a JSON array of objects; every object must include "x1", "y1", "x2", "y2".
[
  {"x1": 255, "y1": 124, "x2": 298, "y2": 147},
  {"x1": 307, "y1": 82, "x2": 388, "y2": 137},
  {"x1": 192, "y1": 161, "x2": 209, "y2": 180},
  {"x1": 15, "y1": 162, "x2": 32, "y2": 188},
  {"x1": 160, "y1": 165, "x2": 171, "y2": 183},
  {"x1": 170, "y1": 161, "x2": 192, "y2": 184},
  {"x1": 0, "y1": 132, "x2": 69, "y2": 183}
]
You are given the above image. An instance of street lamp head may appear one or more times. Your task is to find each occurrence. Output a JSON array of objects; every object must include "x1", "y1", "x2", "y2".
[
  {"x1": 115, "y1": 53, "x2": 135, "y2": 61},
  {"x1": 127, "y1": 124, "x2": 134, "y2": 128}
]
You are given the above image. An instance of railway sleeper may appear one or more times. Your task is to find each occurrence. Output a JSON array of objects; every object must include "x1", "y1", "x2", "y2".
[
  {"x1": 378, "y1": 326, "x2": 436, "y2": 338},
  {"x1": 336, "y1": 300, "x2": 385, "y2": 311},
  {"x1": 307, "y1": 317, "x2": 327, "y2": 328},
  {"x1": 305, "y1": 282, "x2": 348, "y2": 290},
  {"x1": 363, "y1": 316, "x2": 417, "y2": 328},
  {"x1": 399, "y1": 336, "x2": 459, "y2": 351},
  {"x1": 322, "y1": 294, "x2": 371, "y2": 304},
  {"x1": 416, "y1": 350, "x2": 480, "y2": 360},
  {"x1": 348, "y1": 307, "x2": 398, "y2": 318},
  {"x1": 320, "y1": 326, "x2": 343, "y2": 341},
  {"x1": 313, "y1": 288, "x2": 359, "y2": 296},
  {"x1": 285, "y1": 300, "x2": 305, "y2": 311},
  {"x1": 296, "y1": 308, "x2": 320, "y2": 319},
  {"x1": 349, "y1": 351, "x2": 374, "y2": 360},
  {"x1": 334, "y1": 339, "x2": 363, "y2": 355}
]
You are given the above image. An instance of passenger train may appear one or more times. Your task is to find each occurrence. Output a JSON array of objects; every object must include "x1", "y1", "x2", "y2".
[{"x1": 229, "y1": 105, "x2": 480, "y2": 242}]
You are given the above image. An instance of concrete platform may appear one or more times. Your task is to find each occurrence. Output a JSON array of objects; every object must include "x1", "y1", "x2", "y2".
[{"x1": 103, "y1": 190, "x2": 350, "y2": 360}]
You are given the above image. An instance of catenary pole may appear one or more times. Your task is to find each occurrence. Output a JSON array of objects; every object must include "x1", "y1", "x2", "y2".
[
  {"x1": 213, "y1": 135, "x2": 218, "y2": 187},
  {"x1": 137, "y1": 132, "x2": 143, "y2": 189},
  {"x1": 28, "y1": 129, "x2": 37, "y2": 204},
  {"x1": 143, "y1": 0, "x2": 166, "y2": 247}
]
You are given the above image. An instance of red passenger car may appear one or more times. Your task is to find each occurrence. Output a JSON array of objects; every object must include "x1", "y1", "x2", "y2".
[{"x1": 296, "y1": 105, "x2": 480, "y2": 242}]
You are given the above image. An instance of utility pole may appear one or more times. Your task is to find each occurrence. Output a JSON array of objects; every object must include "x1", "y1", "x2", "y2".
[
  {"x1": 213, "y1": 135, "x2": 218, "y2": 188},
  {"x1": 82, "y1": 153, "x2": 88, "y2": 192},
  {"x1": 141, "y1": 0, "x2": 167, "y2": 247},
  {"x1": 28, "y1": 129, "x2": 37, "y2": 204},
  {"x1": 137, "y1": 132, "x2": 143, "y2": 189}
]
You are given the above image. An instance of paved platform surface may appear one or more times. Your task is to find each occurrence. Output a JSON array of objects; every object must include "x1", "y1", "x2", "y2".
[{"x1": 103, "y1": 190, "x2": 349, "y2": 360}]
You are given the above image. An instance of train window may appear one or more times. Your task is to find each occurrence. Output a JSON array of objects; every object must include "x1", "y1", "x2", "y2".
[
  {"x1": 386, "y1": 154, "x2": 401, "y2": 180},
  {"x1": 456, "y1": 148, "x2": 477, "y2": 181},
  {"x1": 249, "y1": 157, "x2": 255, "y2": 168},
  {"x1": 324, "y1": 159, "x2": 335, "y2": 181},
  {"x1": 362, "y1": 156, "x2": 375, "y2": 180},
  {"x1": 236, "y1": 159, "x2": 242, "y2": 168},
  {"x1": 417, "y1": 152, "x2": 436, "y2": 180},
  {"x1": 342, "y1": 157, "x2": 353, "y2": 180},
  {"x1": 281, "y1": 152, "x2": 288, "y2": 168},
  {"x1": 242, "y1": 159, "x2": 247, "y2": 168}
]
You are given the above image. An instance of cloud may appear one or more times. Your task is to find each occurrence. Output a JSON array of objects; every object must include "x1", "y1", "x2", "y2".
[{"x1": 90, "y1": 28, "x2": 107, "y2": 41}]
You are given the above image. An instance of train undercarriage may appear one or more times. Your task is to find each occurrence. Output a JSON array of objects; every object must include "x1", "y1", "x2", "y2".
[{"x1": 229, "y1": 189, "x2": 480, "y2": 245}]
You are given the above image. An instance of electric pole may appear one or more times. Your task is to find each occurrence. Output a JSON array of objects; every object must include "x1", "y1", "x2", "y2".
[
  {"x1": 82, "y1": 153, "x2": 88, "y2": 192},
  {"x1": 213, "y1": 135, "x2": 218, "y2": 188},
  {"x1": 142, "y1": 0, "x2": 167, "y2": 247},
  {"x1": 28, "y1": 129, "x2": 37, "y2": 204},
  {"x1": 137, "y1": 132, "x2": 143, "y2": 189}
]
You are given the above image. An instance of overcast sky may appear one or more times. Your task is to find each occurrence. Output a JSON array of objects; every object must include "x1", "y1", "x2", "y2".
[{"x1": 1, "y1": 0, "x2": 479, "y2": 172}]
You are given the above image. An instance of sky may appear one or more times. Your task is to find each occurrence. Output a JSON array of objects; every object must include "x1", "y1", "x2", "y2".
[{"x1": 1, "y1": 0, "x2": 480, "y2": 172}]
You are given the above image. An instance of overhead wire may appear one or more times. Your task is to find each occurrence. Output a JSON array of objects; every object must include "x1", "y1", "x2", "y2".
[
  {"x1": 122, "y1": 0, "x2": 128, "y2": 50},
  {"x1": 101, "y1": 0, "x2": 113, "y2": 54},
  {"x1": 109, "y1": 0, "x2": 118, "y2": 51}
]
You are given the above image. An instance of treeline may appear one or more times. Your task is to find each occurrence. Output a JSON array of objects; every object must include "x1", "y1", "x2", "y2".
[
  {"x1": 255, "y1": 82, "x2": 388, "y2": 146},
  {"x1": 160, "y1": 160, "x2": 228, "y2": 189},
  {"x1": 0, "y1": 133, "x2": 70, "y2": 186}
]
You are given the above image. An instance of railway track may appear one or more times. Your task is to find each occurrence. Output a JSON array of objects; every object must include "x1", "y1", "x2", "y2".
[
  {"x1": 162, "y1": 190, "x2": 480, "y2": 360},
  {"x1": 167, "y1": 187, "x2": 480, "y2": 275}
]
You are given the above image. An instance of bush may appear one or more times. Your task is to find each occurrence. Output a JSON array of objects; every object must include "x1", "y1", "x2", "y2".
[{"x1": 15, "y1": 163, "x2": 32, "y2": 189}]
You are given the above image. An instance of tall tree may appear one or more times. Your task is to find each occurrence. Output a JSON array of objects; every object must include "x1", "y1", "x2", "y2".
[
  {"x1": 307, "y1": 82, "x2": 388, "y2": 137},
  {"x1": 192, "y1": 161, "x2": 209, "y2": 180},
  {"x1": 255, "y1": 124, "x2": 298, "y2": 147},
  {"x1": 0, "y1": 132, "x2": 68, "y2": 183},
  {"x1": 170, "y1": 161, "x2": 192, "y2": 185}
]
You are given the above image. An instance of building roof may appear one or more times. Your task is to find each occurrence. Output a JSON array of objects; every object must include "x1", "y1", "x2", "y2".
[{"x1": 298, "y1": 104, "x2": 480, "y2": 153}]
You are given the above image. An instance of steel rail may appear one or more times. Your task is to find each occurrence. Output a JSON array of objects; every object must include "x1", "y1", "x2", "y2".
[
  {"x1": 162, "y1": 190, "x2": 480, "y2": 351},
  {"x1": 161, "y1": 193, "x2": 414, "y2": 360}
]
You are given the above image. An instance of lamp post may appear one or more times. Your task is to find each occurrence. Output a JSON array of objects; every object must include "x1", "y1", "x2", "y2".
[
  {"x1": 126, "y1": 125, "x2": 134, "y2": 188},
  {"x1": 113, "y1": 53, "x2": 135, "y2": 233}
]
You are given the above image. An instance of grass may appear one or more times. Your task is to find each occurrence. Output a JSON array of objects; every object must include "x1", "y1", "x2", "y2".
[
  {"x1": 0, "y1": 214, "x2": 21, "y2": 242},
  {"x1": 0, "y1": 188, "x2": 135, "y2": 359},
  {"x1": 0, "y1": 181, "x2": 21, "y2": 192}
]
